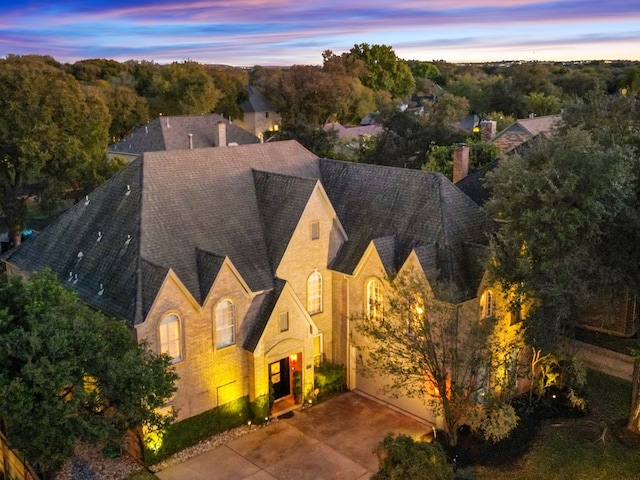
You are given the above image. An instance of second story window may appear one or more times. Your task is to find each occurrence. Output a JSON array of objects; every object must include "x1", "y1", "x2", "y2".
[
  {"x1": 480, "y1": 290, "x2": 494, "y2": 319},
  {"x1": 307, "y1": 270, "x2": 323, "y2": 315},
  {"x1": 159, "y1": 313, "x2": 182, "y2": 362},
  {"x1": 366, "y1": 278, "x2": 384, "y2": 320},
  {"x1": 216, "y1": 299, "x2": 236, "y2": 348}
]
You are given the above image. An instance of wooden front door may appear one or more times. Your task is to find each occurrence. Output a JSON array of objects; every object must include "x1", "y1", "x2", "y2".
[{"x1": 269, "y1": 357, "x2": 291, "y2": 400}]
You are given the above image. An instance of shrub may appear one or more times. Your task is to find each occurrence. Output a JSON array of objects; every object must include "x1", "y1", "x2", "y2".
[
  {"x1": 467, "y1": 403, "x2": 519, "y2": 443},
  {"x1": 143, "y1": 396, "x2": 265, "y2": 465},
  {"x1": 314, "y1": 361, "x2": 347, "y2": 402},
  {"x1": 373, "y1": 434, "x2": 454, "y2": 480}
]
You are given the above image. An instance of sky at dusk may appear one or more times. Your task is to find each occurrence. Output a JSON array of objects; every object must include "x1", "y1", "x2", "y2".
[{"x1": 2, "y1": 1, "x2": 640, "y2": 66}]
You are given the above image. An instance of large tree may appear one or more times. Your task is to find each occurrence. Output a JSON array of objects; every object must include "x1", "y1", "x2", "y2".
[
  {"x1": 348, "y1": 43, "x2": 415, "y2": 98},
  {"x1": 0, "y1": 55, "x2": 111, "y2": 245},
  {"x1": 0, "y1": 271, "x2": 178, "y2": 478},
  {"x1": 355, "y1": 270, "x2": 518, "y2": 446},
  {"x1": 485, "y1": 128, "x2": 636, "y2": 348}
]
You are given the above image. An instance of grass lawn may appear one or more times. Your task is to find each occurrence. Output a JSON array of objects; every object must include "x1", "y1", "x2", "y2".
[{"x1": 470, "y1": 370, "x2": 640, "y2": 480}]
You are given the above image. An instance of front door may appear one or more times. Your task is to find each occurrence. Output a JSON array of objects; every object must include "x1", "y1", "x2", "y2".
[{"x1": 269, "y1": 357, "x2": 291, "y2": 401}]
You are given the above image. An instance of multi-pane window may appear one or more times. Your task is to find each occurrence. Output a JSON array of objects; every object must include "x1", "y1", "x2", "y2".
[
  {"x1": 159, "y1": 313, "x2": 182, "y2": 362},
  {"x1": 307, "y1": 271, "x2": 323, "y2": 314},
  {"x1": 480, "y1": 290, "x2": 494, "y2": 319},
  {"x1": 216, "y1": 299, "x2": 236, "y2": 348},
  {"x1": 366, "y1": 278, "x2": 384, "y2": 320}
]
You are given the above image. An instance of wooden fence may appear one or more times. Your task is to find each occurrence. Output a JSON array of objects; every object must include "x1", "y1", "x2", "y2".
[{"x1": 0, "y1": 431, "x2": 39, "y2": 480}]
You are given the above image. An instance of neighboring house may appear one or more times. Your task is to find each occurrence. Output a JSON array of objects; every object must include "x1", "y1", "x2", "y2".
[
  {"x1": 3, "y1": 140, "x2": 520, "y2": 424},
  {"x1": 324, "y1": 121, "x2": 383, "y2": 159},
  {"x1": 491, "y1": 114, "x2": 559, "y2": 155},
  {"x1": 234, "y1": 86, "x2": 281, "y2": 138},
  {"x1": 108, "y1": 114, "x2": 260, "y2": 162},
  {"x1": 455, "y1": 117, "x2": 638, "y2": 337}
]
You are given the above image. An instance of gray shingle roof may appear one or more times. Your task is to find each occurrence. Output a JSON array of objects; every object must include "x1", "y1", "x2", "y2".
[
  {"x1": 253, "y1": 171, "x2": 318, "y2": 273},
  {"x1": 241, "y1": 86, "x2": 274, "y2": 114},
  {"x1": 320, "y1": 159, "x2": 491, "y2": 300},
  {"x1": 108, "y1": 114, "x2": 260, "y2": 156},
  {"x1": 243, "y1": 278, "x2": 286, "y2": 352},
  {"x1": 3, "y1": 140, "x2": 491, "y2": 331},
  {"x1": 4, "y1": 141, "x2": 319, "y2": 325}
]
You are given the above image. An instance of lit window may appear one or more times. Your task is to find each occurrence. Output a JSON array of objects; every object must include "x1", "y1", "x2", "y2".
[
  {"x1": 280, "y1": 311, "x2": 289, "y2": 332},
  {"x1": 313, "y1": 333, "x2": 324, "y2": 366},
  {"x1": 311, "y1": 221, "x2": 320, "y2": 240},
  {"x1": 307, "y1": 271, "x2": 323, "y2": 315},
  {"x1": 367, "y1": 279, "x2": 384, "y2": 320},
  {"x1": 216, "y1": 300, "x2": 236, "y2": 348},
  {"x1": 480, "y1": 290, "x2": 494, "y2": 319},
  {"x1": 159, "y1": 314, "x2": 182, "y2": 362}
]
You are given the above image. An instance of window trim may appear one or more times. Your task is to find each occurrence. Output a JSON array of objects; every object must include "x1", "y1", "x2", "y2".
[
  {"x1": 311, "y1": 221, "x2": 320, "y2": 240},
  {"x1": 215, "y1": 299, "x2": 236, "y2": 349},
  {"x1": 159, "y1": 313, "x2": 183, "y2": 363},
  {"x1": 366, "y1": 278, "x2": 384, "y2": 320},
  {"x1": 480, "y1": 290, "x2": 495, "y2": 319},
  {"x1": 307, "y1": 270, "x2": 323, "y2": 315}
]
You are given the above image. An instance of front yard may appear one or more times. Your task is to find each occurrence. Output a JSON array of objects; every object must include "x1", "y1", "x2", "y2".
[{"x1": 470, "y1": 370, "x2": 640, "y2": 480}]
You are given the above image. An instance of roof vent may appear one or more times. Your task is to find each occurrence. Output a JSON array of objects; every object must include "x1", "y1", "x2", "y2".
[
  {"x1": 72, "y1": 273, "x2": 79, "y2": 285},
  {"x1": 145, "y1": 125, "x2": 148, "y2": 134},
  {"x1": 124, "y1": 235, "x2": 132, "y2": 246},
  {"x1": 125, "y1": 184, "x2": 131, "y2": 196},
  {"x1": 68, "y1": 271, "x2": 73, "y2": 282},
  {"x1": 77, "y1": 251, "x2": 84, "y2": 259},
  {"x1": 96, "y1": 231, "x2": 103, "y2": 243},
  {"x1": 188, "y1": 133, "x2": 193, "y2": 150},
  {"x1": 98, "y1": 284, "x2": 104, "y2": 296},
  {"x1": 166, "y1": 117, "x2": 170, "y2": 128},
  {"x1": 84, "y1": 195, "x2": 90, "y2": 206}
]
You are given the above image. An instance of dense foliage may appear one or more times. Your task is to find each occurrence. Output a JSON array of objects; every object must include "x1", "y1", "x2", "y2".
[{"x1": 0, "y1": 271, "x2": 178, "y2": 477}]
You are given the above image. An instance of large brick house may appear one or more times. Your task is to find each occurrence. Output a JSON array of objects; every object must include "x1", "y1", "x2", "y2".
[{"x1": 2, "y1": 140, "x2": 519, "y2": 423}]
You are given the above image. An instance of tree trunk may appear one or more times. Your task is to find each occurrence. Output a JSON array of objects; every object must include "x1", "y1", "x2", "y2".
[{"x1": 627, "y1": 358, "x2": 640, "y2": 433}]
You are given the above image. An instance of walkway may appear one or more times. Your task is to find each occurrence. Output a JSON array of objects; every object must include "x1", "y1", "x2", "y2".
[{"x1": 156, "y1": 392, "x2": 432, "y2": 480}]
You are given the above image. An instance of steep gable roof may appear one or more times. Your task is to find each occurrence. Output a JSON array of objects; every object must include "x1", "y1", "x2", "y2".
[
  {"x1": 4, "y1": 141, "x2": 320, "y2": 325},
  {"x1": 241, "y1": 85, "x2": 275, "y2": 114},
  {"x1": 108, "y1": 114, "x2": 260, "y2": 157},
  {"x1": 253, "y1": 171, "x2": 318, "y2": 273},
  {"x1": 320, "y1": 159, "x2": 491, "y2": 299}
]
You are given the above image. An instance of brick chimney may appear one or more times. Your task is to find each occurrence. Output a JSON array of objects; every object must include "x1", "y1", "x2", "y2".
[
  {"x1": 453, "y1": 144, "x2": 470, "y2": 183},
  {"x1": 480, "y1": 120, "x2": 497, "y2": 142},
  {"x1": 214, "y1": 121, "x2": 227, "y2": 147}
]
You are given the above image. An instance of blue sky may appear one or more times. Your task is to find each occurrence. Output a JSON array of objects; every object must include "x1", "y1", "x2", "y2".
[{"x1": 2, "y1": 1, "x2": 640, "y2": 65}]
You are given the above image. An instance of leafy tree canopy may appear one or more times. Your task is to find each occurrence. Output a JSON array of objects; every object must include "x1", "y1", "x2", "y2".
[
  {"x1": 0, "y1": 271, "x2": 178, "y2": 477},
  {"x1": 348, "y1": 43, "x2": 415, "y2": 98},
  {"x1": 0, "y1": 55, "x2": 111, "y2": 244}
]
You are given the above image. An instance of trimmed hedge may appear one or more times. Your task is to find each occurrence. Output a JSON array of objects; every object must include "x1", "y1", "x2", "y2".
[
  {"x1": 314, "y1": 361, "x2": 347, "y2": 402},
  {"x1": 143, "y1": 395, "x2": 269, "y2": 465}
]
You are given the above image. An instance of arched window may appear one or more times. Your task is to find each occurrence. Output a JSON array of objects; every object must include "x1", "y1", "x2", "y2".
[
  {"x1": 366, "y1": 278, "x2": 384, "y2": 320},
  {"x1": 307, "y1": 271, "x2": 323, "y2": 315},
  {"x1": 480, "y1": 290, "x2": 494, "y2": 319},
  {"x1": 216, "y1": 299, "x2": 236, "y2": 348},
  {"x1": 159, "y1": 313, "x2": 182, "y2": 362}
]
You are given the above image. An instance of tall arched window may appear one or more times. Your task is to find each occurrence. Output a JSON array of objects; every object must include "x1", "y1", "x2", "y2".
[
  {"x1": 159, "y1": 313, "x2": 182, "y2": 362},
  {"x1": 216, "y1": 299, "x2": 236, "y2": 348},
  {"x1": 307, "y1": 270, "x2": 323, "y2": 315},
  {"x1": 366, "y1": 278, "x2": 384, "y2": 320},
  {"x1": 480, "y1": 290, "x2": 494, "y2": 319}
]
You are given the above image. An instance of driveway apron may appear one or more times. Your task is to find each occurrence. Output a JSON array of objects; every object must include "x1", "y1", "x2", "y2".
[{"x1": 156, "y1": 392, "x2": 432, "y2": 480}]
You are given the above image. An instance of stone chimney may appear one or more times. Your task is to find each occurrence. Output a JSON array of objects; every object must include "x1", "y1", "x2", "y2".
[
  {"x1": 453, "y1": 144, "x2": 470, "y2": 183},
  {"x1": 480, "y1": 120, "x2": 497, "y2": 142},
  {"x1": 214, "y1": 121, "x2": 227, "y2": 147}
]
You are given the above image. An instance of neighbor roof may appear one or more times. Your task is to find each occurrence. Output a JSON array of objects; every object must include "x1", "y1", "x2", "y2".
[
  {"x1": 241, "y1": 86, "x2": 275, "y2": 114},
  {"x1": 491, "y1": 115, "x2": 559, "y2": 154},
  {"x1": 108, "y1": 114, "x2": 260, "y2": 157}
]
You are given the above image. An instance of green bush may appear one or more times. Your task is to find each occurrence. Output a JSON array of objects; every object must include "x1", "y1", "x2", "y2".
[
  {"x1": 372, "y1": 434, "x2": 454, "y2": 480},
  {"x1": 314, "y1": 361, "x2": 347, "y2": 402},
  {"x1": 144, "y1": 396, "x2": 268, "y2": 465}
]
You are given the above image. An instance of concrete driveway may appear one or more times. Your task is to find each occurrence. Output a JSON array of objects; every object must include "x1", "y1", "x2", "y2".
[{"x1": 156, "y1": 391, "x2": 432, "y2": 480}]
